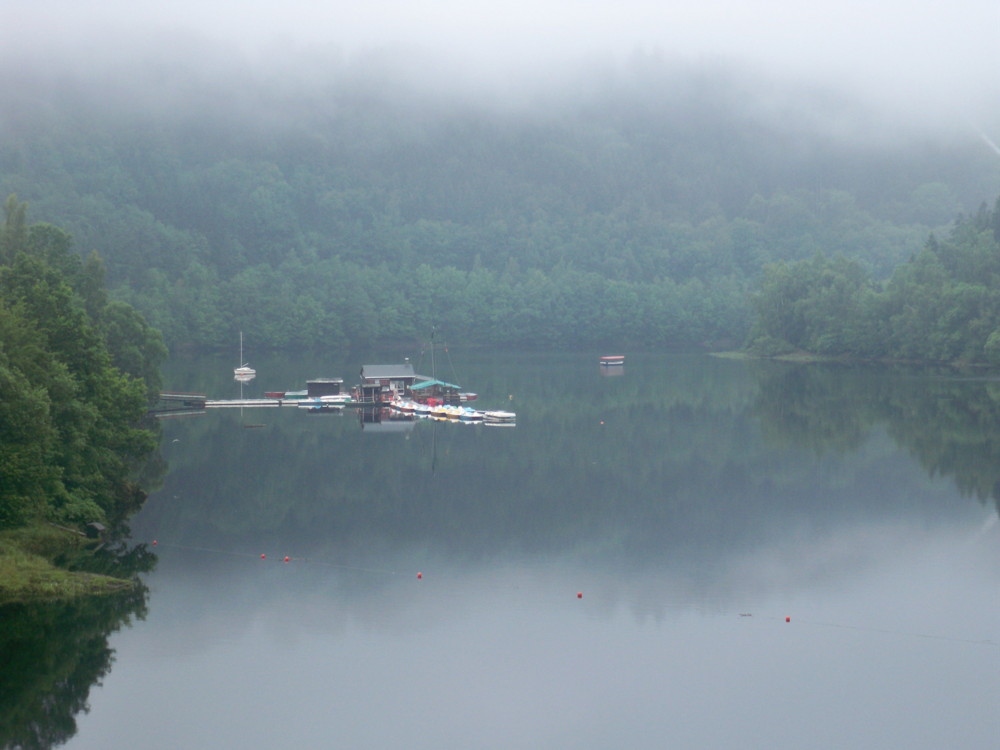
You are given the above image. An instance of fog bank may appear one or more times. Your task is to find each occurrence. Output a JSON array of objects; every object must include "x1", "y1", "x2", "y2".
[{"x1": 7, "y1": 0, "x2": 1000, "y2": 135}]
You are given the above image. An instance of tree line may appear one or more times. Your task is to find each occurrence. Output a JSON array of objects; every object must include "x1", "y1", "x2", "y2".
[
  {"x1": 2, "y1": 57, "x2": 990, "y2": 352},
  {"x1": 748, "y1": 196, "x2": 1000, "y2": 364},
  {"x1": 0, "y1": 197, "x2": 165, "y2": 530}
]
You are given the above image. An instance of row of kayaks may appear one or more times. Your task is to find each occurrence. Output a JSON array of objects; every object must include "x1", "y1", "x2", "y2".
[
  {"x1": 276, "y1": 392, "x2": 516, "y2": 424},
  {"x1": 390, "y1": 398, "x2": 516, "y2": 423}
]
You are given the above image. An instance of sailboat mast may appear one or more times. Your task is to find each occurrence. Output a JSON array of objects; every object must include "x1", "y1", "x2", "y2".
[{"x1": 430, "y1": 327, "x2": 436, "y2": 380}]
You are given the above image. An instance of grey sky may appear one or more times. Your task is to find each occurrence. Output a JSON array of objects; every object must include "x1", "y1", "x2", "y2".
[{"x1": 7, "y1": 1, "x2": 1000, "y2": 126}]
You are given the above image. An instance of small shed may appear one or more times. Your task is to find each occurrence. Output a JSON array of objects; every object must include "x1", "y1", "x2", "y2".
[{"x1": 307, "y1": 378, "x2": 344, "y2": 398}]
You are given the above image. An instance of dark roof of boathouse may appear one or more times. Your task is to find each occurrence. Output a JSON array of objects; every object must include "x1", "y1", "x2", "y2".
[{"x1": 360, "y1": 364, "x2": 416, "y2": 381}]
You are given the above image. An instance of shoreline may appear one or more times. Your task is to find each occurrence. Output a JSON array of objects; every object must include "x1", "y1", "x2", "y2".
[
  {"x1": 712, "y1": 349, "x2": 1000, "y2": 368},
  {"x1": 0, "y1": 525, "x2": 137, "y2": 604}
]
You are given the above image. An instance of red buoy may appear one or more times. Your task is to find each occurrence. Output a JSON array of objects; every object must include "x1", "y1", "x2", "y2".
[
  {"x1": 261, "y1": 553, "x2": 266, "y2": 560},
  {"x1": 577, "y1": 592, "x2": 583, "y2": 599},
  {"x1": 417, "y1": 572, "x2": 423, "y2": 579},
  {"x1": 785, "y1": 616, "x2": 791, "y2": 623},
  {"x1": 283, "y1": 556, "x2": 290, "y2": 563},
  {"x1": 152, "y1": 540, "x2": 157, "y2": 546}
]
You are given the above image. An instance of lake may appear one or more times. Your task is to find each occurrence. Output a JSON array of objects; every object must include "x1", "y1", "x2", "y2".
[{"x1": 3, "y1": 351, "x2": 998, "y2": 749}]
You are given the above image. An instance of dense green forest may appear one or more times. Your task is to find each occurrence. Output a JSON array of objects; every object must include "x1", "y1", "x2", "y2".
[
  {"x1": 2, "y1": 53, "x2": 998, "y2": 354},
  {"x1": 748, "y1": 197, "x2": 1000, "y2": 363},
  {"x1": 0, "y1": 197, "x2": 165, "y2": 529}
]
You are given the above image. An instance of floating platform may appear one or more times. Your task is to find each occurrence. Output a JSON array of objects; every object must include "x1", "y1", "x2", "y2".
[
  {"x1": 205, "y1": 399, "x2": 287, "y2": 408},
  {"x1": 158, "y1": 391, "x2": 207, "y2": 406}
]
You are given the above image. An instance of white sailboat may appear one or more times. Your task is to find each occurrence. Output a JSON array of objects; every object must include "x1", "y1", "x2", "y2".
[{"x1": 234, "y1": 331, "x2": 256, "y2": 381}]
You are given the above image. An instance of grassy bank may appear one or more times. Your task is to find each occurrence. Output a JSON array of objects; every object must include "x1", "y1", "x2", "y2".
[{"x1": 0, "y1": 524, "x2": 136, "y2": 604}]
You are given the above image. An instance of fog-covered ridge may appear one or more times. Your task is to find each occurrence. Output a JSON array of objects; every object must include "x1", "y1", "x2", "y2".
[{"x1": 2, "y1": 14, "x2": 999, "y2": 352}]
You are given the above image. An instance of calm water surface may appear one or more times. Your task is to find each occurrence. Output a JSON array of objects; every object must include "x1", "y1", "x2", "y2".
[{"x1": 4, "y1": 352, "x2": 999, "y2": 749}]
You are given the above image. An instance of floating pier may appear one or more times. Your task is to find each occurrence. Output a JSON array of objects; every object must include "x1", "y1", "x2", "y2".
[
  {"x1": 205, "y1": 399, "x2": 286, "y2": 408},
  {"x1": 158, "y1": 391, "x2": 207, "y2": 407},
  {"x1": 156, "y1": 393, "x2": 311, "y2": 412}
]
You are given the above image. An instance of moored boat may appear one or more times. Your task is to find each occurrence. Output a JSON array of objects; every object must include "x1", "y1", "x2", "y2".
[
  {"x1": 599, "y1": 355, "x2": 625, "y2": 366},
  {"x1": 483, "y1": 409, "x2": 516, "y2": 423},
  {"x1": 390, "y1": 397, "x2": 417, "y2": 412},
  {"x1": 303, "y1": 402, "x2": 345, "y2": 412},
  {"x1": 296, "y1": 393, "x2": 354, "y2": 409},
  {"x1": 234, "y1": 332, "x2": 256, "y2": 380},
  {"x1": 430, "y1": 403, "x2": 452, "y2": 419},
  {"x1": 318, "y1": 393, "x2": 354, "y2": 404}
]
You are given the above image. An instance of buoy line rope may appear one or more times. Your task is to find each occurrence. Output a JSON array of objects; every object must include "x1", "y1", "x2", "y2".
[
  {"x1": 145, "y1": 540, "x2": 997, "y2": 647},
  {"x1": 292, "y1": 557, "x2": 399, "y2": 576},
  {"x1": 792, "y1": 617, "x2": 998, "y2": 648},
  {"x1": 739, "y1": 613, "x2": 997, "y2": 648},
  {"x1": 144, "y1": 540, "x2": 399, "y2": 576}
]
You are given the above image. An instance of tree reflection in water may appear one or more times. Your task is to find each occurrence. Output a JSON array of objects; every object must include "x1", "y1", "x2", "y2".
[
  {"x1": 0, "y1": 543, "x2": 154, "y2": 750},
  {"x1": 753, "y1": 362, "x2": 1000, "y2": 515}
]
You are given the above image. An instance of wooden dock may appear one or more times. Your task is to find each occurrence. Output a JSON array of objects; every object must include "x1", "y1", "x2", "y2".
[
  {"x1": 156, "y1": 392, "x2": 309, "y2": 412},
  {"x1": 158, "y1": 391, "x2": 207, "y2": 407},
  {"x1": 156, "y1": 394, "x2": 366, "y2": 412},
  {"x1": 204, "y1": 399, "x2": 285, "y2": 408}
]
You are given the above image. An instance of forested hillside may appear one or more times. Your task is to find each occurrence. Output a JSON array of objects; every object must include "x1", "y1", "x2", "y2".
[
  {"x1": 0, "y1": 198, "x2": 165, "y2": 529},
  {"x1": 748, "y1": 197, "x2": 1000, "y2": 363},
  {"x1": 1, "y1": 51, "x2": 997, "y2": 351}
]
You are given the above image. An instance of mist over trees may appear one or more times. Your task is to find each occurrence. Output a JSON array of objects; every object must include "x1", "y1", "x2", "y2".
[{"x1": 1, "y1": 47, "x2": 998, "y2": 353}]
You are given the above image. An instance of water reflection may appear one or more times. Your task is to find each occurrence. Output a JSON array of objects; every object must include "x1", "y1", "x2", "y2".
[
  {"x1": 10, "y1": 353, "x2": 1000, "y2": 749},
  {"x1": 754, "y1": 362, "x2": 1000, "y2": 514},
  {"x1": 130, "y1": 352, "x2": 998, "y2": 587},
  {"x1": 358, "y1": 406, "x2": 418, "y2": 433},
  {"x1": 0, "y1": 584, "x2": 149, "y2": 750}
]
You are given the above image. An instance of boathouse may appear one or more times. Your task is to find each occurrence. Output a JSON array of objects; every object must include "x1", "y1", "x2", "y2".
[
  {"x1": 410, "y1": 378, "x2": 462, "y2": 405},
  {"x1": 306, "y1": 378, "x2": 344, "y2": 398},
  {"x1": 358, "y1": 363, "x2": 418, "y2": 404}
]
